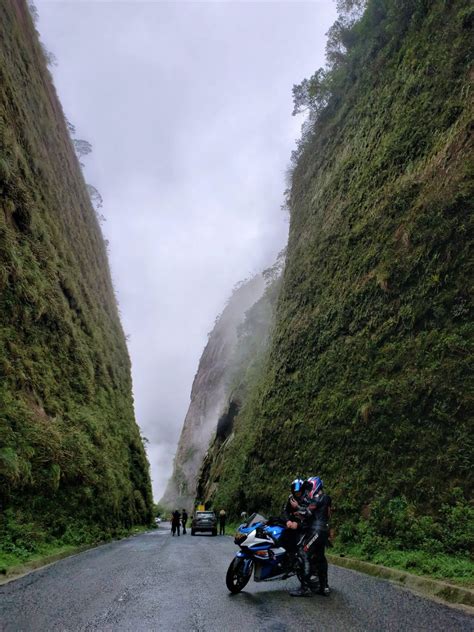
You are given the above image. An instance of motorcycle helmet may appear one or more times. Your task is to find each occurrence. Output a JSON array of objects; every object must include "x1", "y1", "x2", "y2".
[
  {"x1": 306, "y1": 476, "x2": 323, "y2": 497},
  {"x1": 291, "y1": 478, "x2": 304, "y2": 496}
]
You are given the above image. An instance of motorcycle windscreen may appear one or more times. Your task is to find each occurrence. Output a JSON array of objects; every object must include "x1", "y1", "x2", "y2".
[{"x1": 245, "y1": 513, "x2": 268, "y2": 527}]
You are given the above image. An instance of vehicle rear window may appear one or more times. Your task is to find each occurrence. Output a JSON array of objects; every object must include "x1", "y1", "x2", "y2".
[{"x1": 196, "y1": 512, "x2": 214, "y2": 517}]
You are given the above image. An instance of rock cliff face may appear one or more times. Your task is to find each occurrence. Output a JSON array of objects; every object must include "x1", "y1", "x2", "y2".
[
  {"x1": 195, "y1": 272, "x2": 282, "y2": 507},
  {"x1": 0, "y1": 0, "x2": 153, "y2": 554},
  {"x1": 160, "y1": 275, "x2": 265, "y2": 510},
  {"x1": 195, "y1": 0, "x2": 473, "y2": 552}
]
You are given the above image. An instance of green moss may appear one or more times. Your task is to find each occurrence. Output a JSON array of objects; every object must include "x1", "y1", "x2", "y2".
[
  {"x1": 0, "y1": 1, "x2": 153, "y2": 551},
  {"x1": 206, "y1": 0, "x2": 473, "y2": 570}
]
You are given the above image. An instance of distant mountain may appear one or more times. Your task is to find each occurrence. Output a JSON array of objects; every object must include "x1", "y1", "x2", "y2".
[
  {"x1": 195, "y1": 267, "x2": 283, "y2": 509},
  {"x1": 160, "y1": 274, "x2": 266, "y2": 510}
]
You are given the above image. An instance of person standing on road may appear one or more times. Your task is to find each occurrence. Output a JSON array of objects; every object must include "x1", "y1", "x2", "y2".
[
  {"x1": 219, "y1": 509, "x2": 226, "y2": 535},
  {"x1": 288, "y1": 477, "x2": 332, "y2": 598},
  {"x1": 171, "y1": 510, "x2": 181, "y2": 536},
  {"x1": 281, "y1": 478, "x2": 308, "y2": 556},
  {"x1": 181, "y1": 509, "x2": 188, "y2": 535}
]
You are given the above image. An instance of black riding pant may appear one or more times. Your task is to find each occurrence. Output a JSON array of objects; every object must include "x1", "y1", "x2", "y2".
[{"x1": 300, "y1": 529, "x2": 328, "y2": 588}]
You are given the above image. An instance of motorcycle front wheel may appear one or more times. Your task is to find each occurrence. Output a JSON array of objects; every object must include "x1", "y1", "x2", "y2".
[{"x1": 225, "y1": 557, "x2": 253, "y2": 594}]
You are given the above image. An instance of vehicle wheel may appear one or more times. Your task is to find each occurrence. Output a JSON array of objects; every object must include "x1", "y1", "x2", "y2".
[
  {"x1": 225, "y1": 558, "x2": 253, "y2": 594},
  {"x1": 191, "y1": 529, "x2": 195, "y2": 536},
  {"x1": 212, "y1": 529, "x2": 217, "y2": 536}
]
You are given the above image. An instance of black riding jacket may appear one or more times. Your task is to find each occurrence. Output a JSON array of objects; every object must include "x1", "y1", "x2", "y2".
[{"x1": 301, "y1": 492, "x2": 332, "y2": 533}]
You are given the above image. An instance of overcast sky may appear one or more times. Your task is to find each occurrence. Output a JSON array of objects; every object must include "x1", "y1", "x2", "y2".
[{"x1": 36, "y1": 0, "x2": 336, "y2": 500}]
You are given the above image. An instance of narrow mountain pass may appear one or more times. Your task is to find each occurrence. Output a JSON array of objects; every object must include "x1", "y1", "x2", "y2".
[{"x1": 0, "y1": 526, "x2": 471, "y2": 632}]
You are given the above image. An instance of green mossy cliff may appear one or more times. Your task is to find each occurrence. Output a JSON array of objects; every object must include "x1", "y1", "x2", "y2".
[
  {"x1": 199, "y1": 0, "x2": 473, "y2": 556},
  {"x1": 161, "y1": 275, "x2": 265, "y2": 510},
  {"x1": 0, "y1": 0, "x2": 153, "y2": 557},
  {"x1": 196, "y1": 270, "x2": 282, "y2": 507}
]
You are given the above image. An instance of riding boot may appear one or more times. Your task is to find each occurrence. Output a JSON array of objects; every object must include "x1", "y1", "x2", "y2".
[{"x1": 316, "y1": 571, "x2": 329, "y2": 595}]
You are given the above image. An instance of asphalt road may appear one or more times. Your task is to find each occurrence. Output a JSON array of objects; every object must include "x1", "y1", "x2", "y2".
[{"x1": 1, "y1": 525, "x2": 472, "y2": 632}]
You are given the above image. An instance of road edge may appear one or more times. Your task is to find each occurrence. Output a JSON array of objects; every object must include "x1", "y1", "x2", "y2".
[
  {"x1": 0, "y1": 528, "x2": 154, "y2": 587},
  {"x1": 0, "y1": 544, "x2": 99, "y2": 586},
  {"x1": 328, "y1": 553, "x2": 474, "y2": 610}
]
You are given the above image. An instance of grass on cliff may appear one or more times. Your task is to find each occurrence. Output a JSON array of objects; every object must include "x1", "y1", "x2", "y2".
[
  {"x1": 203, "y1": 0, "x2": 473, "y2": 581},
  {"x1": 0, "y1": 0, "x2": 153, "y2": 552},
  {"x1": 332, "y1": 490, "x2": 474, "y2": 584}
]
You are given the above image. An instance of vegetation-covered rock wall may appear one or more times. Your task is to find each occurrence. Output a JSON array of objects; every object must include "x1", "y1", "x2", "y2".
[
  {"x1": 199, "y1": 0, "x2": 473, "y2": 562},
  {"x1": 196, "y1": 267, "x2": 283, "y2": 507},
  {"x1": 160, "y1": 275, "x2": 265, "y2": 510},
  {"x1": 0, "y1": 0, "x2": 153, "y2": 561}
]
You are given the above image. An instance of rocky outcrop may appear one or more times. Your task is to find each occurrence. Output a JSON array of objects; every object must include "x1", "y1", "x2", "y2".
[
  {"x1": 194, "y1": 270, "x2": 283, "y2": 508},
  {"x1": 160, "y1": 275, "x2": 265, "y2": 509}
]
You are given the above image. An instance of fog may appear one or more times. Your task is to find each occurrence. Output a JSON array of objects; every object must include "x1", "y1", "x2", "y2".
[{"x1": 36, "y1": 0, "x2": 336, "y2": 499}]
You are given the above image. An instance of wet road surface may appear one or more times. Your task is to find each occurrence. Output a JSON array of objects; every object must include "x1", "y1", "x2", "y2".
[{"x1": 1, "y1": 525, "x2": 473, "y2": 631}]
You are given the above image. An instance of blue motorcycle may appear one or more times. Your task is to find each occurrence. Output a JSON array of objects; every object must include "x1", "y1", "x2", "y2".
[{"x1": 225, "y1": 513, "x2": 304, "y2": 594}]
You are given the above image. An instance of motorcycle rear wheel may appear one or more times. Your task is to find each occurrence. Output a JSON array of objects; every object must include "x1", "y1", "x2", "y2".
[{"x1": 225, "y1": 557, "x2": 253, "y2": 594}]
